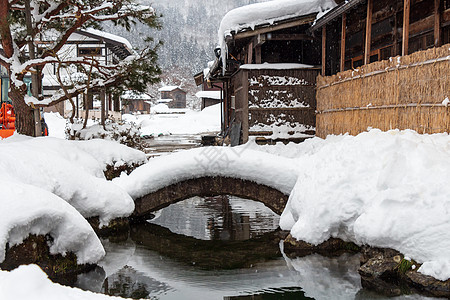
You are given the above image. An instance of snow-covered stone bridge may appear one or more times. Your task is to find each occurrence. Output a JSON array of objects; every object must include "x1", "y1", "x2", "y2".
[{"x1": 114, "y1": 147, "x2": 299, "y2": 221}]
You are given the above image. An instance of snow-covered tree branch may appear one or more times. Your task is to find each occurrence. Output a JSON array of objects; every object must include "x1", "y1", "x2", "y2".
[{"x1": 0, "y1": 0, "x2": 161, "y2": 136}]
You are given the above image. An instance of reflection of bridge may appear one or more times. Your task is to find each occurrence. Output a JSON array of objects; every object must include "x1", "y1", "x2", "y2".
[
  {"x1": 114, "y1": 147, "x2": 299, "y2": 221},
  {"x1": 130, "y1": 222, "x2": 285, "y2": 269}
]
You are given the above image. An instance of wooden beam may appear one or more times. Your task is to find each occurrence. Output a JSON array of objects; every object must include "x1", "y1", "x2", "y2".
[
  {"x1": 266, "y1": 33, "x2": 315, "y2": 41},
  {"x1": 434, "y1": 0, "x2": 442, "y2": 47},
  {"x1": 364, "y1": 0, "x2": 373, "y2": 65},
  {"x1": 233, "y1": 14, "x2": 317, "y2": 40},
  {"x1": 402, "y1": 0, "x2": 410, "y2": 56},
  {"x1": 322, "y1": 25, "x2": 326, "y2": 75},
  {"x1": 340, "y1": 13, "x2": 346, "y2": 72}
]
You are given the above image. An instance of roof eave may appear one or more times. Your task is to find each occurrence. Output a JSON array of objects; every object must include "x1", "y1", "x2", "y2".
[{"x1": 310, "y1": 0, "x2": 365, "y2": 32}]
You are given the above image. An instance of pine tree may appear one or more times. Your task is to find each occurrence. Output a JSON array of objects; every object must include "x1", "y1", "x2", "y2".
[{"x1": 0, "y1": 0, "x2": 162, "y2": 136}]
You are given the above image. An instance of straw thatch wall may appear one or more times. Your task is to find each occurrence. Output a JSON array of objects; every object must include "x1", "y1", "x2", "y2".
[{"x1": 316, "y1": 44, "x2": 450, "y2": 138}]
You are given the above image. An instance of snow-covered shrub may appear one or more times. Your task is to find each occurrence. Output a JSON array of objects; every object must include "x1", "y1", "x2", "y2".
[{"x1": 66, "y1": 119, "x2": 143, "y2": 150}]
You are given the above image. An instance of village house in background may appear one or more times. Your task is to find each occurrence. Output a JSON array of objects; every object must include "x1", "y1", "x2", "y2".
[
  {"x1": 41, "y1": 29, "x2": 134, "y2": 121},
  {"x1": 199, "y1": 0, "x2": 337, "y2": 145},
  {"x1": 121, "y1": 90, "x2": 152, "y2": 114},
  {"x1": 312, "y1": 0, "x2": 450, "y2": 137},
  {"x1": 158, "y1": 86, "x2": 187, "y2": 108}
]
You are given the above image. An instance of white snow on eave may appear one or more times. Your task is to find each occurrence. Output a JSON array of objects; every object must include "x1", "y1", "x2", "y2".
[
  {"x1": 158, "y1": 85, "x2": 180, "y2": 92},
  {"x1": 195, "y1": 90, "x2": 222, "y2": 100},
  {"x1": 81, "y1": 28, "x2": 133, "y2": 51},
  {"x1": 218, "y1": 0, "x2": 337, "y2": 71}
]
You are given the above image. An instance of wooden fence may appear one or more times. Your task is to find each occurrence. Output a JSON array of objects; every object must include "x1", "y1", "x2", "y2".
[
  {"x1": 316, "y1": 44, "x2": 450, "y2": 138},
  {"x1": 233, "y1": 68, "x2": 319, "y2": 142}
]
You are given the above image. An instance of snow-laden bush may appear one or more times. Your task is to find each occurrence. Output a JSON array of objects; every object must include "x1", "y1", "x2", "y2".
[{"x1": 66, "y1": 119, "x2": 143, "y2": 150}]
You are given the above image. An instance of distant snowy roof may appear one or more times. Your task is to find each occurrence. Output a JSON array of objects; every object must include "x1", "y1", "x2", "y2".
[
  {"x1": 158, "y1": 86, "x2": 181, "y2": 92},
  {"x1": 195, "y1": 91, "x2": 222, "y2": 100},
  {"x1": 82, "y1": 28, "x2": 133, "y2": 50},
  {"x1": 121, "y1": 90, "x2": 151, "y2": 100},
  {"x1": 240, "y1": 63, "x2": 316, "y2": 70}
]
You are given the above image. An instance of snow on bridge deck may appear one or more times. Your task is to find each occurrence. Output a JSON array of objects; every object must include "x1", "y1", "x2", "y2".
[{"x1": 114, "y1": 146, "x2": 299, "y2": 200}]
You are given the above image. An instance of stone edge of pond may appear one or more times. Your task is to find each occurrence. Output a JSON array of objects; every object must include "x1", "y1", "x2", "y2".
[
  {"x1": 283, "y1": 234, "x2": 450, "y2": 298},
  {"x1": 0, "y1": 234, "x2": 95, "y2": 285}
]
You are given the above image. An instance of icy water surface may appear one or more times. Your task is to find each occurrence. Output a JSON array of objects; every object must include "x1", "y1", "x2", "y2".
[{"x1": 73, "y1": 196, "x2": 436, "y2": 300}]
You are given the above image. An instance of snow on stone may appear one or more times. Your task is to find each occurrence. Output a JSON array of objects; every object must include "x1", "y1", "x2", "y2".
[
  {"x1": 279, "y1": 129, "x2": 450, "y2": 281},
  {"x1": 114, "y1": 146, "x2": 298, "y2": 200},
  {"x1": 0, "y1": 136, "x2": 138, "y2": 226},
  {"x1": 195, "y1": 90, "x2": 222, "y2": 100},
  {"x1": 0, "y1": 265, "x2": 129, "y2": 300},
  {"x1": 0, "y1": 180, "x2": 105, "y2": 265}
]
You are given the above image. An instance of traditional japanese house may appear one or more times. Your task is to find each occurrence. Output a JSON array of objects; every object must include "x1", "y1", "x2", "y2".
[
  {"x1": 311, "y1": 0, "x2": 450, "y2": 137},
  {"x1": 204, "y1": 0, "x2": 337, "y2": 144},
  {"x1": 41, "y1": 28, "x2": 132, "y2": 121},
  {"x1": 158, "y1": 86, "x2": 187, "y2": 109}
]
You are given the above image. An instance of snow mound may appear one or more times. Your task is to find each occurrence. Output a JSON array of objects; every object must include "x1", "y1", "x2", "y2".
[
  {"x1": 0, "y1": 180, "x2": 104, "y2": 265},
  {"x1": 0, "y1": 136, "x2": 137, "y2": 226},
  {"x1": 114, "y1": 146, "x2": 298, "y2": 199},
  {"x1": 280, "y1": 129, "x2": 450, "y2": 281},
  {"x1": 0, "y1": 265, "x2": 128, "y2": 299}
]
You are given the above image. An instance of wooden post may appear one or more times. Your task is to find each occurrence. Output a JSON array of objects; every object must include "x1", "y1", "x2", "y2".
[
  {"x1": 322, "y1": 25, "x2": 326, "y2": 75},
  {"x1": 255, "y1": 46, "x2": 262, "y2": 64},
  {"x1": 340, "y1": 13, "x2": 346, "y2": 72},
  {"x1": 100, "y1": 88, "x2": 106, "y2": 126},
  {"x1": 402, "y1": 0, "x2": 410, "y2": 56},
  {"x1": 247, "y1": 42, "x2": 253, "y2": 64},
  {"x1": 434, "y1": 0, "x2": 442, "y2": 47},
  {"x1": 364, "y1": 0, "x2": 373, "y2": 65}
]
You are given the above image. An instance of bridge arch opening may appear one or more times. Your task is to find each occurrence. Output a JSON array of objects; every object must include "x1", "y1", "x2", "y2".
[{"x1": 131, "y1": 176, "x2": 289, "y2": 222}]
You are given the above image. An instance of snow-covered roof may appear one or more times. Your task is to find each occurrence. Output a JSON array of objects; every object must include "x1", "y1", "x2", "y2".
[
  {"x1": 218, "y1": 0, "x2": 337, "y2": 42},
  {"x1": 121, "y1": 90, "x2": 152, "y2": 100},
  {"x1": 158, "y1": 86, "x2": 181, "y2": 92},
  {"x1": 240, "y1": 63, "x2": 316, "y2": 70},
  {"x1": 82, "y1": 28, "x2": 133, "y2": 51},
  {"x1": 195, "y1": 90, "x2": 222, "y2": 100}
]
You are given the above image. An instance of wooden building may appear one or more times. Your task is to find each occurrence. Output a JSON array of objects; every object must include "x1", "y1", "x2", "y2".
[
  {"x1": 121, "y1": 91, "x2": 152, "y2": 114},
  {"x1": 311, "y1": 0, "x2": 450, "y2": 137},
  {"x1": 205, "y1": 1, "x2": 334, "y2": 144},
  {"x1": 41, "y1": 28, "x2": 132, "y2": 121},
  {"x1": 158, "y1": 86, "x2": 187, "y2": 109}
]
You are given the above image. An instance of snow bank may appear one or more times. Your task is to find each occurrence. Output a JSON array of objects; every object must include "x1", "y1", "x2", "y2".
[
  {"x1": 280, "y1": 129, "x2": 450, "y2": 281},
  {"x1": 0, "y1": 180, "x2": 104, "y2": 264},
  {"x1": 0, "y1": 265, "x2": 127, "y2": 300},
  {"x1": 114, "y1": 146, "x2": 298, "y2": 199},
  {"x1": 0, "y1": 136, "x2": 138, "y2": 225}
]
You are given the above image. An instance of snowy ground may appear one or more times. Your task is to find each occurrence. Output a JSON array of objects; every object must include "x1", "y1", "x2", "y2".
[
  {"x1": 2, "y1": 107, "x2": 450, "y2": 299},
  {"x1": 122, "y1": 103, "x2": 221, "y2": 137}
]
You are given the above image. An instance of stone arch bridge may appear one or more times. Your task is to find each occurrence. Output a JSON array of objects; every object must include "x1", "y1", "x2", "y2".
[{"x1": 115, "y1": 147, "x2": 299, "y2": 221}]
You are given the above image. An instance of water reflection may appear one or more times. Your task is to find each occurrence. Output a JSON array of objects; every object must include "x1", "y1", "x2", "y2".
[
  {"x1": 72, "y1": 196, "x2": 437, "y2": 300},
  {"x1": 148, "y1": 195, "x2": 280, "y2": 241}
]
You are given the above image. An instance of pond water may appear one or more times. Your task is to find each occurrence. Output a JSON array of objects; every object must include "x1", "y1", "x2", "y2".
[{"x1": 72, "y1": 195, "x2": 435, "y2": 300}]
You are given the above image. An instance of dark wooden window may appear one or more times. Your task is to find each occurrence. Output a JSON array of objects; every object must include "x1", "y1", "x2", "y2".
[{"x1": 78, "y1": 47, "x2": 102, "y2": 56}]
